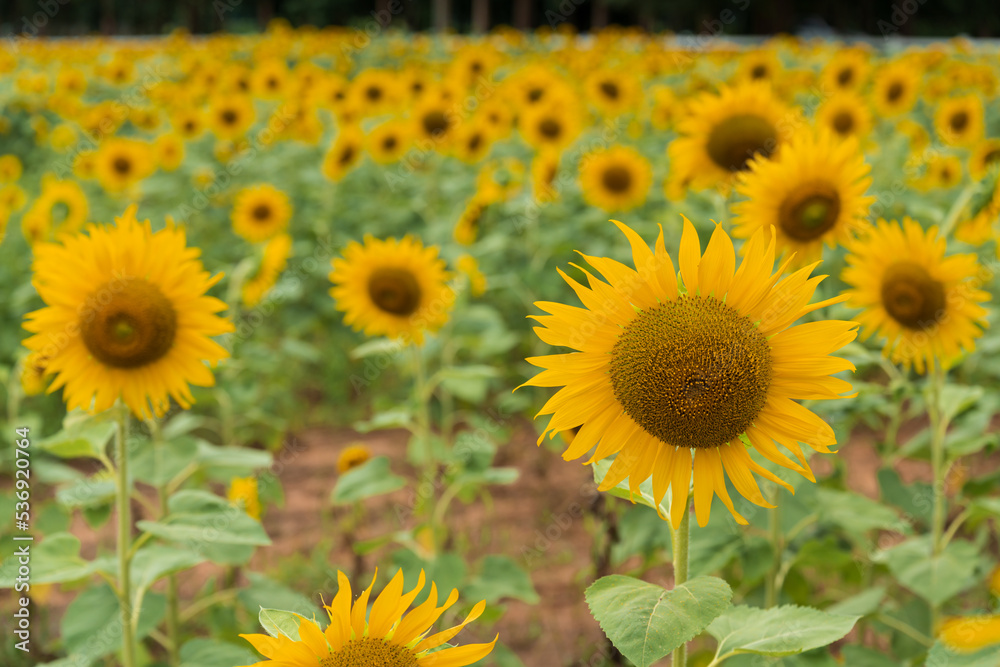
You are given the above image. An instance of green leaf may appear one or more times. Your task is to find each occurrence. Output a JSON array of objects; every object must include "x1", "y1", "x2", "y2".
[
  {"x1": 37, "y1": 412, "x2": 115, "y2": 460},
  {"x1": 259, "y1": 608, "x2": 304, "y2": 641},
  {"x1": 436, "y1": 365, "x2": 500, "y2": 403},
  {"x1": 592, "y1": 458, "x2": 670, "y2": 517},
  {"x1": 56, "y1": 477, "x2": 116, "y2": 509},
  {"x1": 937, "y1": 385, "x2": 984, "y2": 424},
  {"x1": 391, "y1": 549, "x2": 467, "y2": 607},
  {"x1": 239, "y1": 572, "x2": 317, "y2": 618},
  {"x1": 350, "y1": 337, "x2": 403, "y2": 360},
  {"x1": 179, "y1": 638, "x2": 259, "y2": 667},
  {"x1": 132, "y1": 435, "x2": 200, "y2": 486},
  {"x1": 130, "y1": 545, "x2": 206, "y2": 602},
  {"x1": 927, "y1": 641, "x2": 1000, "y2": 666},
  {"x1": 331, "y1": 456, "x2": 406, "y2": 504},
  {"x1": 0, "y1": 533, "x2": 107, "y2": 587},
  {"x1": 874, "y1": 536, "x2": 988, "y2": 606},
  {"x1": 354, "y1": 410, "x2": 414, "y2": 433},
  {"x1": 813, "y1": 488, "x2": 906, "y2": 535},
  {"x1": 877, "y1": 468, "x2": 932, "y2": 524},
  {"x1": 826, "y1": 586, "x2": 886, "y2": 617},
  {"x1": 60, "y1": 583, "x2": 165, "y2": 665},
  {"x1": 465, "y1": 555, "x2": 539, "y2": 605},
  {"x1": 839, "y1": 646, "x2": 900, "y2": 667},
  {"x1": 585, "y1": 574, "x2": 732, "y2": 667},
  {"x1": 195, "y1": 441, "x2": 272, "y2": 474},
  {"x1": 707, "y1": 605, "x2": 859, "y2": 657}
]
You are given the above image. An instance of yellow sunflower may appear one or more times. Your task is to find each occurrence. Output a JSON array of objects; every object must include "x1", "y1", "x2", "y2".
[
  {"x1": 940, "y1": 616, "x2": 1000, "y2": 653},
  {"x1": 95, "y1": 138, "x2": 154, "y2": 193},
  {"x1": 208, "y1": 94, "x2": 256, "y2": 141},
  {"x1": 842, "y1": 218, "x2": 989, "y2": 374},
  {"x1": 669, "y1": 82, "x2": 794, "y2": 192},
  {"x1": 872, "y1": 60, "x2": 920, "y2": 117},
  {"x1": 251, "y1": 59, "x2": 290, "y2": 100},
  {"x1": 22, "y1": 205, "x2": 233, "y2": 419},
  {"x1": 585, "y1": 68, "x2": 641, "y2": 117},
  {"x1": 242, "y1": 233, "x2": 293, "y2": 308},
  {"x1": 734, "y1": 49, "x2": 782, "y2": 84},
  {"x1": 820, "y1": 48, "x2": 870, "y2": 93},
  {"x1": 0, "y1": 154, "x2": 23, "y2": 182},
  {"x1": 173, "y1": 109, "x2": 205, "y2": 140},
  {"x1": 955, "y1": 170, "x2": 1000, "y2": 245},
  {"x1": 239, "y1": 569, "x2": 496, "y2": 667},
  {"x1": 934, "y1": 95, "x2": 984, "y2": 148},
  {"x1": 969, "y1": 138, "x2": 1000, "y2": 181},
  {"x1": 19, "y1": 351, "x2": 51, "y2": 397},
  {"x1": 231, "y1": 184, "x2": 292, "y2": 243},
  {"x1": 155, "y1": 133, "x2": 185, "y2": 172},
  {"x1": 579, "y1": 145, "x2": 653, "y2": 213},
  {"x1": 522, "y1": 219, "x2": 857, "y2": 528},
  {"x1": 920, "y1": 155, "x2": 963, "y2": 190},
  {"x1": 531, "y1": 149, "x2": 561, "y2": 203},
  {"x1": 23, "y1": 174, "x2": 90, "y2": 238},
  {"x1": 519, "y1": 99, "x2": 583, "y2": 152},
  {"x1": 366, "y1": 119, "x2": 412, "y2": 165},
  {"x1": 816, "y1": 92, "x2": 873, "y2": 141},
  {"x1": 322, "y1": 126, "x2": 365, "y2": 182},
  {"x1": 330, "y1": 235, "x2": 454, "y2": 345},
  {"x1": 337, "y1": 444, "x2": 371, "y2": 473},
  {"x1": 228, "y1": 476, "x2": 262, "y2": 520},
  {"x1": 413, "y1": 98, "x2": 457, "y2": 147},
  {"x1": 350, "y1": 68, "x2": 400, "y2": 117},
  {"x1": 733, "y1": 129, "x2": 874, "y2": 266}
]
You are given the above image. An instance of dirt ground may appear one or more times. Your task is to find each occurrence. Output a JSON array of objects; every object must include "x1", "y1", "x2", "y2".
[{"x1": 27, "y1": 414, "x2": 980, "y2": 666}]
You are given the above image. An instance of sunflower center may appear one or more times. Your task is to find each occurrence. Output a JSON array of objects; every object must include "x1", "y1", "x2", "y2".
[
  {"x1": 366, "y1": 85, "x2": 382, "y2": 101},
  {"x1": 984, "y1": 149, "x2": 1000, "y2": 166},
  {"x1": 527, "y1": 87, "x2": 543, "y2": 102},
  {"x1": 832, "y1": 111, "x2": 854, "y2": 134},
  {"x1": 599, "y1": 81, "x2": 620, "y2": 100},
  {"x1": 251, "y1": 204, "x2": 272, "y2": 222},
  {"x1": 383, "y1": 136, "x2": 398, "y2": 150},
  {"x1": 221, "y1": 109, "x2": 237, "y2": 125},
  {"x1": 468, "y1": 133, "x2": 483, "y2": 151},
  {"x1": 319, "y1": 638, "x2": 418, "y2": 667},
  {"x1": 81, "y1": 278, "x2": 178, "y2": 369},
  {"x1": 368, "y1": 267, "x2": 421, "y2": 316},
  {"x1": 601, "y1": 165, "x2": 633, "y2": 193},
  {"x1": 950, "y1": 111, "x2": 969, "y2": 133},
  {"x1": 112, "y1": 157, "x2": 132, "y2": 175},
  {"x1": 837, "y1": 67, "x2": 853, "y2": 86},
  {"x1": 881, "y1": 262, "x2": 946, "y2": 331},
  {"x1": 339, "y1": 145, "x2": 356, "y2": 166},
  {"x1": 706, "y1": 114, "x2": 777, "y2": 172},
  {"x1": 539, "y1": 118, "x2": 562, "y2": 139},
  {"x1": 750, "y1": 64, "x2": 767, "y2": 79},
  {"x1": 609, "y1": 295, "x2": 772, "y2": 449},
  {"x1": 422, "y1": 110, "x2": 449, "y2": 137},
  {"x1": 779, "y1": 181, "x2": 842, "y2": 241},
  {"x1": 887, "y1": 82, "x2": 903, "y2": 102}
]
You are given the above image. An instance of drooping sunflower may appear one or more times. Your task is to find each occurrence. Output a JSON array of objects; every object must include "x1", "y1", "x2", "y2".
[
  {"x1": 330, "y1": 235, "x2": 454, "y2": 345},
  {"x1": 934, "y1": 95, "x2": 984, "y2": 148},
  {"x1": 231, "y1": 184, "x2": 292, "y2": 243},
  {"x1": 95, "y1": 138, "x2": 154, "y2": 193},
  {"x1": 733, "y1": 129, "x2": 874, "y2": 266},
  {"x1": 579, "y1": 145, "x2": 653, "y2": 213},
  {"x1": 322, "y1": 126, "x2": 364, "y2": 182},
  {"x1": 22, "y1": 205, "x2": 233, "y2": 419},
  {"x1": 842, "y1": 218, "x2": 989, "y2": 374},
  {"x1": 816, "y1": 92, "x2": 873, "y2": 141},
  {"x1": 523, "y1": 219, "x2": 857, "y2": 528},
  {"x1": 872, "y1": 60, "x2": 920, "y2": 117},
  {"x1": 669, "y1": 82, "x2": 794, "y2": 192},
  {"x1": 239, "y1": 568, "x2": 496, "y2": 667}
]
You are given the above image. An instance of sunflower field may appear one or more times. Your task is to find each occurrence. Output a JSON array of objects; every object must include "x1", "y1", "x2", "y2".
[{"x1": 2, "y1": 19, "x2": 1000, "y2": 667}]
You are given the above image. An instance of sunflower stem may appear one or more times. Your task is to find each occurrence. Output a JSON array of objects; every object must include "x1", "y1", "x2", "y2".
[
  {"x1": 671, "y1": 507, "x2": 690, "y2": 667},
  {"x1": 939, "y1": 182, "x2": 977, "y2": 238},
  {"x1": 928, "y1": 360, "x2": 949, "y2": 631},
  {"x1": 149, "y1": 418, "x2": 182, "y2": 667},
  {"x1": 765, "y1": 484, "x2": 783, "y2": 609},
  {"x1": 114, "y1": 404, "x2": 137, "y2": 667}
]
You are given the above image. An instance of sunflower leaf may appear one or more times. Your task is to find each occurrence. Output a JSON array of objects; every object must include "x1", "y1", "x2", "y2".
[
  {"x1": 927, "y1": 640, "x2": 1000, "y2": 667},
  {"x1": 706, "y1": 604, "x2": 859, "y2": 657},
  {"x1": 585, "y1": 574, "x2": 732, "y2": 667},
  {"x1": 331, "y1": 456, "x2": 406, "y2": 504},
  {"x1": 258, "y1": 608, "x2": 305, "y2": 641}
]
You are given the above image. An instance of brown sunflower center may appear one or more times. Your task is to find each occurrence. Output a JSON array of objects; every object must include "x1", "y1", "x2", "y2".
[
  {"x1": 886, "y1": 81, "x2": 904, "y2": 102},
  {"x1": 366, "y1": 85, "x2": 382, "y2": 101},
  {"x1": 609, "y1": 295, "x2": 772, "y2": 449},
  {"x1": 81, "y1": 278, "x2": 177, "y2": 369},
  {"x1": 368, "y1": 267, "x2": 421, "y2": 316},
  {"x1": 383, "y1": 136, "x2": 398, "y2": 150},
  {"x1": 251, "y1": 203, "x2": 272, "y2": 222},
  {"x1": 319, "y1": 638, "x2": 418, "y2": 667},
  {"x1": 750, "y1": 64, "x2": 767, "y2": 79},
  {"x1": 706, "y1": 114, "x2": 777, "y2": 172},
  {"x1": 779, "y1": 181, "x2": 842, "y2": 241},
  {"x1": 984, "y1": 149, "x2": 1000, "y2": 166},
  {"x1": 339, "y1": 145, "x2": 356, "y2": 166},
  {"x1": 112, "y1": 157, "x2": 132, "y2": 175},
  {"x1": 881, "y1": 262, "x2": 946, "y2": 331},
  {"x1": 832, "y1": 110, "x2": 855, "y2": 135},
  {"x1": 837, "y1": 67, "x2": 854, "y2": 86},
  {"x1": 601, "y1": 165, "x2": 633, "y2": 194},
  {"x1": 539, "y1": 117, "x2": 562, "y2": 139},
  {"x1": 422, "y1": 110, "x2": 449, "y2": 137},
  {"x1": 950, "y1": 111, "x2": 969, "y2": 133},
  {"x1": 527, "y1": 87, "x2": 544, "y2": 102},
  {"x1": 599, "y1": 81, "x2": 620, "y2": 100},
  {"x1": 468, "y1": 133, "x2": 483, "y2": 152},
  {"x1": 220, "y1": 109, "x2": 238, "y2": 125}
]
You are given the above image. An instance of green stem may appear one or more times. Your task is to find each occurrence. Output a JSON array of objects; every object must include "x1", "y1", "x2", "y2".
[
  {"x1": 928, "y1": 361, "x2": 949, "y2": 630},
  {"x1": 764, "y1": 485, "x2": 783, "y2": 609},
  {"x1": 115, "y1": 405, "x2": 136, "y2": 667},
  {"x1": 875, "y1": 613, "x2": 935, "y2": 647},
  {"x1": 671, "y1": 507, "x2": 690, "y2": 667},
  {"x1": 939, "y1": 182, "x2": 977, "y2": 238},
  {"x1": 146, "y1": 417, "x2": 181, "y2": 666}
]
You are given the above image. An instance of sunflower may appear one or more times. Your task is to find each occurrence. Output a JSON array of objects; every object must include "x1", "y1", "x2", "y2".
[
  {"x1": 23, "y1": 174, "x2": 90, "y2": 239},
  {"x1": 734, "y1": 49, "x2": 782, "y2": 84},
  {"x1": 155, "y1": 133, "x2": 185, "y2": 172},
  {"x1": 232, "y1": 185, "x2": 292, "y2": 243},
  {"x1": 22, "y1": 205, "x2": 233, "y2": 419},
  {"x1": 242, "y1": 233, "x2": 293, "y2": 308},
  {"x1": 366, "y1": 119, "x2": 412, "y2": 165},
  {"x1": 239, "y1": 568, "x2": 496, "y2": 667},
  {"x1": 208, "y1": 94, "x2": 256, "y2": 141},
  {"x1": 934, "y1": 95, "x2": 984, "y2": 148},
  {"x1": 0, "y1": 154, "x2": 22, "y2": 182},
  {"x1": 476, "y1": 99, "x2": 514, "y2": 139},
  {"x1": 350, "y1": 68, "x2": 400, "y2": 117},
  {"x1": 531, "y1": 149, "x2": 561, "y2": 203},
  {"x1": 95, "y1": 138, "x2": 154, "y2": 192},
  {"x1": 733, "y1": 129, "x2": 874, "y2": 266},
  {"x1": 322, "y1": 126, "x2": 364, "y2": 182},
  {"x1": 519, "y1": 99, "x2": 583, "y2": 152},
  {"x1": 413, "y1": 98, "x2": 457, "y2": 146},
  {"x1": 456, "y1": 254, "x2": 487, "y2": 297},
  {"x1": 19, "y1": 351, "x2": 50, "y2": 397},
  {"x1": 337, "y1": 444, "x2": 371, "y2": 473},
  {"x1": 669, "y1": 82, "x2": 794, "y2": 192},
  {"x1": 585, "y1": 68, "x2": 641, "y2": 117},
  {"x1": 842, "y1": 218, "x2": 989, "y2": 374},
  {"x1": 330, "y1": 235, "x2": 454, "y2": 345},
  {"x1": 579, "y1": 145, "x2": 652, "y2": 213},
  {"x1": 452, "y1": 121, "x2": 494, "y2": 164},
  {"x1": 453, "y1": 197, "x2": 489, "y2": 246},
  {"x1": 939, "y1": 616, "x2": 1000, "y2": 653},
  {"x1": 920, "y1": 155, "x2": 963, "y2": 190},
  {"x1": 227, "y1": 476, "x2": 261, "y2": 520},
  {"x1": 872, "y1": 60, "x2": 920, "y2": 117},
  {"x1": 172, "y1": 109, "x2": 204, "y2": 140},
  {"x1": 649, "y1": 86, "x2": 677, "y2": 131},
  {"x1": 816, "y1": 92, "x2": 873, "y2": 141},
  {"x1": 969, "y1": 138, "x2": 1000, "y2": 181},
  {"x1": 251, "y1": 59, "x2": 290, "y2": 99},
  {"x1": 820, "y1": 48, "x2": 870, "y2": 93},
  {"x1": 522, "y1": 219, "x2": 857, "y2": 528}
]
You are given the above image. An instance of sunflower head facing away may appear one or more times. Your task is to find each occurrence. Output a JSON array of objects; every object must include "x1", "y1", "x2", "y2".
[
  {"x1": 669, "y1": 82, "x2": 794, "y2": 192},
  {"x1": 733, "y1": 128, "x2": 874, "y2": 266},
  {"x1": 842, "y1": 218, "x2": 989, "y2": 374},
  {"x1": 239, "y1": 568, "x2": 496, "y2": 667},
  {"x1": 330, "y1": 235, "x2": 454, "y2": 345},
  {"x1": 231, "y1": 184, "x2": 293, "y2": 243},
  {"x1": 522, "y1": 218, "x2": 857, "y2": 528},
  {"x1": 22, "y1": 205, "x2": 234, "y2": 419}
]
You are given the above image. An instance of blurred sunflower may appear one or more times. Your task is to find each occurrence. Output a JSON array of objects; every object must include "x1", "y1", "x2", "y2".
[
  {"x1": 531, "y1": 149, "x2": 561, "y2": 203},
  {"x1": 366, "y1": 119, "x2": 412, "y2": 165},
  {"x1": 251, "y1": 58, "x2": 290, "y2": 99},
  {"x1": 330, "y1": 235, "x2": 454, "y2": 345},
  {"x1": 456, "y1": 254, "x2": 487, "y2": 297},
  {"x1": 969, "y1": 138, "x2": 1000, "y2": 181},
  {"x1": 669, "y1": 82, "x2": 793, "y2": 192},
  {"x1": 228, "y1": 476, "x2": 261, "y2": 520},
  {"x1": 242, "y1": 233, "x2": 293, "y2": 308},
  {"x1": 0, "y1": 154, "x2": 22, "y2": 182},
  {"x1": 519, "y1": 100, "x2": 583, "y2": 152},
  {"x1": 872, "y1": 61, "x2": 920, "y2": 117},
  {"x1": 172, "y1": 109, "x2": 204, "y2": 140},
  {"x1": 579, "y1": 145, "x2": 652, "y2": 213},
  {"x1": 208, "y1": 94, "x2": 255, "y2": 140},
  {"x1": 820, "y1": 48, "x2": 870, "y2": 93},
  {"x1": 23, "y1": 174, "x2": 89, "y2": 239},
  {"x1": 816, "y1": 92, "x2": 872, "y2": 141},
  {"x1": 733, "y1": 129, "x2": 874, "y2": 266},
  {"x1": 413, "y1": 98, "x2": 456, "y2": 145},
  {"x1": 322, "y1": 126, "x2": 364, "y2": 182},
  {"x1": 920, "y1": 155, "x2": 963, "y2": 190},
  {"x1": 337, "y1": 444, "x2": 371, "y2": 473},
  {"x1": 232, "y1": 184, "x2": 292, "y2": 243},
  {"x1": 94, "y1": 138, "x2": 153, "y2": 192},
  {"x1": 22, "y1": 205, "x2": 233, "y2": 419},
  {"x1": 523, "y1": 219, "x2": 857, "y2": 528},
  {"x1": 955, "y1": 170, "x2": 1000, "y2": 245},
  {"x1": 842, "y1": 218, "x2": 989, "y2": 374},
  {"x1": 934, "y1": 95, "x2": 984, "y2": 147},
  {"x1": 734, "y1": 49, "x2": 781, "y2": 84},
  {"x1": 154, "y1": 133, "x2": 185, "y2": 172},
  {"x1": 585, "y1": 68, "x2": 641, "y2": 117},
  {"x1": 19, "y1": 351, "x2": 50, "y2": 397},
  {"x1": 239, "y1": 569, "x2": 496, "y2": 667},
  {"x1": 452, "y1": 120, "x2": 494, "y2": 164},
  {"x1": 351, "y1": 68, "x2": 400, "y2": 116}
]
